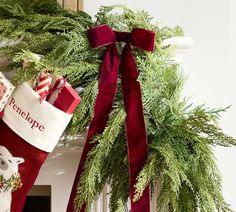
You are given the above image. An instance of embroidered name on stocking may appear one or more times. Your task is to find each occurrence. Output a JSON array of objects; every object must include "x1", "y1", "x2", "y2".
[{"x1": 9, "y1": 98, "x2": 45, "y2": 131}]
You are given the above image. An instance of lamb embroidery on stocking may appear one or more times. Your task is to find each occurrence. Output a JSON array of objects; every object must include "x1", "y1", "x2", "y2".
[{"x1": 0, "y1": 145, "x2": 24, "y2": 212}]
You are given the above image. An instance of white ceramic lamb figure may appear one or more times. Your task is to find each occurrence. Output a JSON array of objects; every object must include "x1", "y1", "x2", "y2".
[{"x1": 0, "y1": 145, "x2": 24, "y2": 212}]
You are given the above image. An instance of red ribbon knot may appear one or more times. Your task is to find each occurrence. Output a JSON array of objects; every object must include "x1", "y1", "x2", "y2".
[{"x1": 67, "y1": 24, "x2": 155, "y2": 212}]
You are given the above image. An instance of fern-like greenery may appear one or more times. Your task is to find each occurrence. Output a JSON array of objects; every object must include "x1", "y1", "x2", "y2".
[{"x1": 0, "y1": 1, "x2": 235, "y2": 212}]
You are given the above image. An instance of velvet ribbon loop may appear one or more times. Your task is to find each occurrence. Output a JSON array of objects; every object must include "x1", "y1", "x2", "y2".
[{"x1": 67, "y1": 24, "x2": 155, "y2": 212}]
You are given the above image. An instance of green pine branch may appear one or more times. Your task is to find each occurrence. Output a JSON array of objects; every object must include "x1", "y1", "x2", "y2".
[{"x1": 0, "y1": 2, "x2": 235, "y2": 211}]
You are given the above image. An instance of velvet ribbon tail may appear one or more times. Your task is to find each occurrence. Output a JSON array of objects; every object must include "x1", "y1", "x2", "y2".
[
  {"x1": 66, "y1": 43, "x2": 119, "y2": 212},
  {"x1": 120, "y1": 44, "x2": 150, "y2": 211}
]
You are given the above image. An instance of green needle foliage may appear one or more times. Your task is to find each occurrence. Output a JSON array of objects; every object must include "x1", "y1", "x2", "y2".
[{"x1": 0, "y1": 1, "x2": 235, "y2": 211}]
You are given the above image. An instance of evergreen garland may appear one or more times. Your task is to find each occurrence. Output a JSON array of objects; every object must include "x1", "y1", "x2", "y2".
[{"x1": 0, "y1": 1, "x2": 235, "y2": 211}]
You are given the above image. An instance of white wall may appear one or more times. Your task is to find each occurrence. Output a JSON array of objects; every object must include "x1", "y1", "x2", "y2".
[
  {"x1": 35, "y1": 139, "x2": 84, "y2": 212},
  {"x1": 35, "y1": 1, "x2": 236, "y2": 211}
]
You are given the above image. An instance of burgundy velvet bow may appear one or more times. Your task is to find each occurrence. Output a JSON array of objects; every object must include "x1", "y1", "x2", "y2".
[{"x1": 67, "y1": 25, "x2": 155, "y2": 212}]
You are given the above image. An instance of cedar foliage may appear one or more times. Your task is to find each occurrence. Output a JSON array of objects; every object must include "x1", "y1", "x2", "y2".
[{"x1": 0, "y1": 1, "x2": 235, "y2": 211}]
